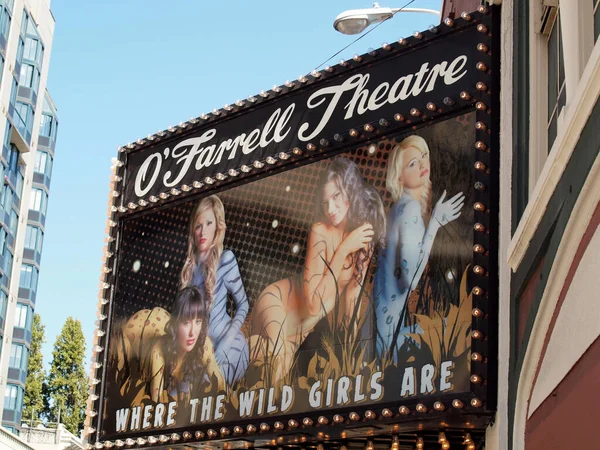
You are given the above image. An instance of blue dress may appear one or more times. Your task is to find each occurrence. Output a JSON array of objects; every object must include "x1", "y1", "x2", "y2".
[
  {"x1": 192, "y1": 250, "x2": 249, "y2": 385},
  {"x1": 374, "y1": 193, "x2": 433, "y2": 358}
]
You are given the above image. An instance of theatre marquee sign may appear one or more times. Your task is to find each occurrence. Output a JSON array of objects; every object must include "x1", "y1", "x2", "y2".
[{"x1": 88, "y1": 8, "x2": 498, "y2": 448}]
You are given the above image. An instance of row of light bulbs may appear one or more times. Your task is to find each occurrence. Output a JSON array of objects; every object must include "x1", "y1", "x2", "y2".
[
  {"x1": 85, "y1": 433, "x2": 477, "y2": 449},
  {"x1": 85, "y1": 159, "x2": 123, "y2": 440},
  {"x1": 114, "y1": 91, "x2": 491, "y2": 214},
  {"x1": 85, "y1": 400, "x2": 485, "y2": 448},
  {"x1": 116, "y1": 7, "x2": 491, "y2": 155}
]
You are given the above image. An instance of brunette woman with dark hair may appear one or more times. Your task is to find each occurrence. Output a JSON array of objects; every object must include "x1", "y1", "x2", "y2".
[
  {"x1": 149, "y1": 286, "x2": 224, "y2": 402},
  {"x1": 249, "y1": 157, "x2": 386, "y2": 381}
]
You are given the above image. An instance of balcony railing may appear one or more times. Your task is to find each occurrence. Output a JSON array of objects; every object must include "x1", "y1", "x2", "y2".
[{"x1": 0, "y1": 426, "x2": 34, "y2": 450}]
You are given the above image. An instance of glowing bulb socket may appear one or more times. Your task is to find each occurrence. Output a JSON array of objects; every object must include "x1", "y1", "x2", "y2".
[
  {"x1": 470, "y1": 374, "x2": 483, "y2": 384},
  {"x1": 473, "y1": 265, "x2": 486, "y2": 275},
  {"x1": 471, "y1": 330, "x2": 484, "y2": 339},
  {"x1": 452, "y1": 399, "x2": 464, "y2": 409},
  {"x1": 472, "y1": 307, "x2": 484, "y2": 318}
]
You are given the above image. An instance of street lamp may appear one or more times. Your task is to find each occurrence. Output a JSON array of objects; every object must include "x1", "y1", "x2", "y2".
[{"x1": 334, "y1": 2, "x2": 441, "y2": 35}]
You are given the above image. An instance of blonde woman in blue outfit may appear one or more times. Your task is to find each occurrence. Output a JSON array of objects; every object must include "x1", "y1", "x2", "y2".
[
  {"x1": 180, "y1": 195, "x2": 249, "y2": 386},
  {"x1": 374, "y1": 135, "x2": 465, "y2": 360}
]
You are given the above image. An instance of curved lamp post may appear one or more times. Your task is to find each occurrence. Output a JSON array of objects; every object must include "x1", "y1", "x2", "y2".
[{"x1": 334, "y1": 2, "x2": 441, "y2": 35}]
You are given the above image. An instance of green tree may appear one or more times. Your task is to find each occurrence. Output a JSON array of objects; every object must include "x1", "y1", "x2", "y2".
[
  {"x1": 23, "y1": 314, "x2": 45, "y2": 426},
  {"x1": 45, "y1": 317, "x2": 88, "y2": 434}
]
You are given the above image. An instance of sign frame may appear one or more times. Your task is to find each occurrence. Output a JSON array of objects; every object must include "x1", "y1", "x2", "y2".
[{"x1": 86, "y1": 6, "x2": 499, "y2": 448}]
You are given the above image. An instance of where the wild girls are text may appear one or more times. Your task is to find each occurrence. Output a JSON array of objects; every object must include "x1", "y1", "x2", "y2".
[{"x1": 114, "y1": 361, "x2": 456, "y2": 433}]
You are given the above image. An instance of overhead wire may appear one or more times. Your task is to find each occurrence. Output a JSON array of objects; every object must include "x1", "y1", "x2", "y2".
[{"x1": 313, "y1": 0, "x2": 418, "y2": 71}]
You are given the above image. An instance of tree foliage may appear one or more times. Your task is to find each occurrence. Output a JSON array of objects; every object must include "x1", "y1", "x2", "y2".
[
  {"x1": 23, "y1": 314, "x2": 45, "y2": 425},
  {"x1": 45, "y1": 317, "x2": 88, "y2": 434}
]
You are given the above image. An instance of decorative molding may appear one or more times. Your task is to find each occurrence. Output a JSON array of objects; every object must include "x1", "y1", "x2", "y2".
[{"x1": 508, "y1": 39, "x2": 600, "y2": 270}]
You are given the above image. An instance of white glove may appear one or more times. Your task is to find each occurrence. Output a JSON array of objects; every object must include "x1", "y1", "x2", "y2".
[{"x1": 431, "y1": 190, "x2": 465, "y2": 228}]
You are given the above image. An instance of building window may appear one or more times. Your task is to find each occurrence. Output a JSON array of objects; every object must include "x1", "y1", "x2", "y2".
[
  {"x1": 9, "y1": 77, "x2": 17, "y2": 110},
  {"x1": 29, "y1": 187, "x2": 48, "y2": 215},
  {"x1": 4, "y1": 384, "x2": 23, "y2": 410},
  {"x1": 9, "y1": 210, "x2": 17, "y2": 236},
  {"x1": 34, "y1": 150, "x2": 52, "y2": 176},
  {"x1": 15, "y1": 36, "x2": 24, "y2": 67},
  {"x1": 19, "y1": 63, "x2": 40, "y2": 94},
  {"x1": 0, "y1": 53, "x2": 4, "y2": 86},
  {"x1": 15, "y1": 169, "x2": 23, "y2": 198},
  {"x1": 7, "y1": 143, "x2": 18, "y2": 173},
  {"x1": 14, "y1": 101, "x2": 33, "y2": 141},
  {"x1": 3, "y1": 121, "x2": 11, "y2": 150},
  {"x1": 19, "y1": 264, "x2": 38, "y2": 291},
  {"x1": 0, "y1": 291, "x2": 7, "y2": 321},
  {"x1": 4, "y1": 246, "x2": 12, "y2": 277},
  {"x1": 24, "y1": 225, "x2": 43, "y2": 253},
  {"x1": 23, "y1": 35, "x2": 43, "y2": 67},
  {"x1": 14, "y1": 303, "x2": 28, "y2": 329},
  {"x1": 40, "y1": 113, "x2": 57, "y2": 141},
  {"x1": 20, "y1": 9, "x2": 28, "y2": 36},
  {"x1": 0, "y1": 227, "x2": 6, "y2": 255},
  {"x1": 9, "y1": 343, "x2": 27, "y2": 370},
  {"x1": 0, "y1": 4, "x2": 11, "y2": 42},
  {"x1": 2, "y1": 184, "x2": 13, "y2": 212},
  {"x1": 547, "y1": 9, "x2": 566, "y2": 153}
]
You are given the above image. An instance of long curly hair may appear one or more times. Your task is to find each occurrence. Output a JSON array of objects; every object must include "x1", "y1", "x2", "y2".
[
  {"x1": 386, "y1": 135, "x2": 433, "y2": 223},
  {"x1": 179, "y1": 195, "x2": 226, "y2": 305},
  {"x1": 316, "y1": 157, "x2": 386, "y2": 277},
  {"x1": 163, "y1": 287, "x2": 209, "y2": 395}
]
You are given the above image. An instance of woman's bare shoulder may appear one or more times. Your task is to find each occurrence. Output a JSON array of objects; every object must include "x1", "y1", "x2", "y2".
[{"x1": 311, "y1": 221, "x2": 335, "y2": 236}]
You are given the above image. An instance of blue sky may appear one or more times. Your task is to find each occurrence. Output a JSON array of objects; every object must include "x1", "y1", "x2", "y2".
[{"x1": 35, "y1": 0, "x2": 442, "y2": 367}]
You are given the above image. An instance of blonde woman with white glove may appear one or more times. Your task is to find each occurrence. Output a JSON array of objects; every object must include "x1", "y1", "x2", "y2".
[{"x1": 374, "y1": 135, "x2": 465, "y2": 360}]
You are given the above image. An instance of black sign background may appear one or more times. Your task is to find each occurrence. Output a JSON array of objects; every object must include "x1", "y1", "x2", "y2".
[{"x1": 123, "y1": 27, "x2": 480, "y2": 204}]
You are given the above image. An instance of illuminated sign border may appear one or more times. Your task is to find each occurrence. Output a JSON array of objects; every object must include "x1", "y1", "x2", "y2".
[{"x1": 86, "y1": 6, "x2": 498, "y2": 448}]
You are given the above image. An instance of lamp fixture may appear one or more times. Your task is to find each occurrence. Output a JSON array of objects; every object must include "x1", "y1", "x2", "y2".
[{"x1": 334, "y1": 3, "x2": 441, "y2": 35}]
